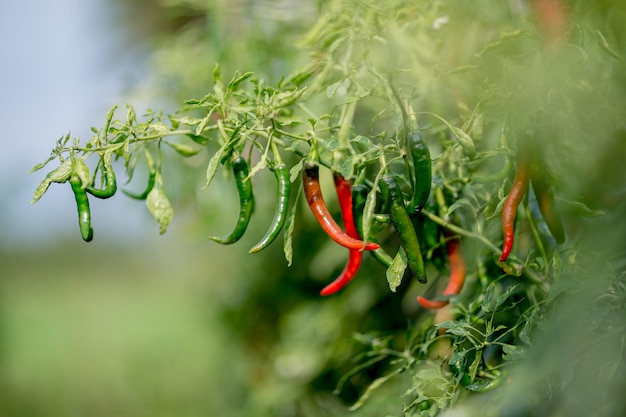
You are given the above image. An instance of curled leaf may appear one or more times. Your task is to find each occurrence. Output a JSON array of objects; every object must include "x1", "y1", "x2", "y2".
[
  {"x1": 31, "y1": 159, "x2": 73, "y2": 204},
  {"x1": 203, "y1": 142, "x2": 227, "y2": 189},
  {"x1": 164, "y1": 141, "x2": 201, "y2": 157},
  {"x1": 73, "y1": 158, "x2": 91, "y2": 188},
  {"x1": 386, "y1": 247, "x2": 408, "y2": 292},
  {"x1": 451, "y1": 127, "x2": 476, "y2": 158},
  {"x1": 146, "y1": 174, "x2": 173, "y2": 234}
]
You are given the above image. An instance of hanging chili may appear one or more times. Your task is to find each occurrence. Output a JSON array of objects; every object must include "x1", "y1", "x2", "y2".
[
  {"x1": 210, "y1": 156, "x2": 254, "y2": 244},
  {"x1": 302, "y1": 162, "x2": 379, "y2": 251},
  {"x1": 249, "y1": 151, "x2": 291, "y2": 253},
  {"x1": 417, "y1": 236, "x2": 465, "y2": 309},
  {"x1": 352, "y1": 183, "x2": 394, "y2": 268},
  {"x1": 531, "y1": 167, "x2": 565, "y2": 244},
  {"x1": 69, "y1": 168, "x2": 94, "y2": 242},
  {"x1": 499, "y1": 156, "x2": 530, "y2": 262},
  {"x1": 408, "y1": 130, "x2": 432, "y2": 213},
  {"x1": 86, "y1": 152, "x2": 117, "y2": 199},
  {"x1": 123, "y1": 169, "x2": 156, "y2": 200},
  {"x1": 320, "y1": 173, "x2": 363, "y2": 296},
  {"x1": 380, "y1": 172, "x2": 427, "y2": 283}
]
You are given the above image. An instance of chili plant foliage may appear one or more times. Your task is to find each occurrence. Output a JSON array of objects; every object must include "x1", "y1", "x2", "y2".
[{"x1": 30, "y1": 0, "x2": 626, "y2": 415}]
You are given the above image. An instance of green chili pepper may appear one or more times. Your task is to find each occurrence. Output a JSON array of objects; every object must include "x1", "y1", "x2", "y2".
[
  {"x1": 210, "y1": 156, "x2": 254, "y2": 244},
  {"x1": 123, "y1": 151, "x2": 156, "y2": 200},
  {"x1": 86, "y1": 152, "x2": 117, "y2": 199},
  {"x1": 407, "y1": 130, "x2": 432, "y2": 213},
  {"x1": 352, "y1": 183, "x2": 394, "y2": 268},
  {"x1": 69, "y1": 168, "x2": 94, "y2": 242},
  {"x1": 380, "y1": 173, "x2": 427, "y2": 283},
  {"x1": 123, "y1": 169, "x2": 156, "y2": 200},
  {"x1": 249, "y1": 151, "x2": 290, "y2": 253}
]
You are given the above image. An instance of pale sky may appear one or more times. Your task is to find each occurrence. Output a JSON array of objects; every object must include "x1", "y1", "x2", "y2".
[{"x1": 0, "y1": 0, "x2": 151, "y2": 247}]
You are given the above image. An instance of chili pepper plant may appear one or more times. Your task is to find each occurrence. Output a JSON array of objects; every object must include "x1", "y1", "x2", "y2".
[{"x1": 30, "y1": 0, "x2": 626, "y2": 415}]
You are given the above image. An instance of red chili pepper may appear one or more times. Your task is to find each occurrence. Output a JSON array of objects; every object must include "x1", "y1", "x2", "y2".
[
  {"x1": 499, "y1": 158, "x2": 530, "y2": 262},
  {"x1": 418, "y1": 236, "x2": 466, "y2": 309},
  {"x1": 320, "y1": 173, "x2": 363, "y2": 296},
  {"x1": 303, "y1": 162, "x2": 379, "y2": 251},
  {"x1": 532, "y1": 0, "x2": 568, "y2": 48}
]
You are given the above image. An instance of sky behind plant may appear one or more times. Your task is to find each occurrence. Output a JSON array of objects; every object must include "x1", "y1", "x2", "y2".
[{"x1": 0, "y1": 0, "x2": 150, "y2": 247}]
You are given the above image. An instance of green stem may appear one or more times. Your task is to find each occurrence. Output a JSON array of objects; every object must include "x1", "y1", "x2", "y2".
[
  {"x1": 419, "y1": 209, "x2": 500, "y2": 254},
  {"x1": 338, "y1": 99, "x2": 357, "y2": 149},
  {"x1": 524, "y1": 204, "x2": 549, "y2": 262}
]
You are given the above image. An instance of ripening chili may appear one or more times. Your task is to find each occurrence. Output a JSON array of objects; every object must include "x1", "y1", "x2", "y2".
[
  {"x1": 86, "y1": 152, "x2": 117, "y2": 199},
  {"x1": 499, "y1": 157, "x2": 530, "y2": 262},
  {"x1": 352, "y1": 183, "x2": 394, "y2": 268},
  {"x1": 320, "y1": 173, "x2": 363, "y2": 296},
  {"x1": 417, "y1": 236, "x2": 465, "y2": 309},
  {"x1": 408, "y1": 130, "x2": 432, "y2": 213},
  {"x1": 531, "y1": 167, "x2": 565, "y2": 244},
  {"x1": 69, "y1": 169, "x2": 94, "y2": 242},
  {"x1": 302, "y1": 162, "x2": 379, "y2": 251},
  {"x1": 380, "y1": 172, "x2": 427, "y2": 283},
  {"x1": 210, "y1": 156, "x2": 254, "y2": 244},
  {"x1": 249, "y1": 153, "x2": 291, "y2": 253}
]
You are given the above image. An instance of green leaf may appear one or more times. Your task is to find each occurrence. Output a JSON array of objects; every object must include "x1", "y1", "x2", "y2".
[
  {"x1": 146, "y1": 174, "x2": 173, "y2": 235},
  {"x1": 150, "y1": 122, "x2": 170, "y2": 136},
  {"x1": 448, "y1": 197, "x2": 475, "y2": 214},
  {"x1": 289, "y1": 158, "x2": 304, "y2": 183},
  {"x1": 386, "y1": 247, "x2": 407, "y2": 292},
  {"x1": 178, "y1": 116, "x2": 203, "y2": 126},
  {"x1": 125, "y1": 105, "x2": 137, "y2": 126},
  {"x1": 74, "y1": 158, "x2": 91, "y2": 188},
  {"x1": 502, "y1": 343, "x2": 527, "y2": 361},
  {"x1": 32, "y1": 158, "x2": 77, "y2": 203},
  {"x1": 31, "y1": 180, "x2": 52, "y2": 204},
  {"x1": 442, "y1": 323, "x2": 473, "y2": 338},
  {"x1": 247, "y1": 152, "x2": 267, "y2": 179},
  {"x1": 348, "y1": 367, "x2": 403, "y2": 411},
  {"x1": 195, "y1": 111, "x2": 214, "y2": 136},
  {"x1": 103, "y1": 104, "x2": 118, "y2": 143},
  {"x1": 187, "y1": 134, "x2": 211, "y2": 145},
  {"x1": 451, "y1": 127, "x2": 476, "y2": 158},
  {"x1": 423, "y1": 112, "x2": 476, "y2": 158},
  {"x1": 213, "y1": 64, "x2": 224, "y2": 98},
  {"x1": 212, "y1": 63, "x2": 222, "y2": 84},
  {"x1": 482, "y1": 282, "x2": 521, "y2": 313},
  {"x1": 277, "y1": 87, "x2": 307, "y2": 108},
  {"x1": 465, "y1": 379, "x2": 497, "y2": 392},
  {"x1": 557, "y1": 198, "x2": 604, "y2": 218},
  {"x1": 47, "y1": 159, "x2": 73, "y2": 182},
  {"x1": 30, "y1": 156, "x2": 56, "y2": 173},
  {"x1": 203, "y1": 142, "x2": 228, "y2": 189},
  {"x1": 227, "y1": 71, "x2": 254, "y2": 92},
  {"x1": 519, "y1": 318, "x2": 533, "y2": 345},
  {"x1": 595, "y1": 30, "x2": 620, "y2": 59},
  {"x1": 282, "y1": 66, "x2": 316, "y2": 87},
  {"x1": 164, "y1": 141, "x2": 201, "y2": 157},
  {"x1": 475, "y1": 30, "x2": 528, "y2": 57}
]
